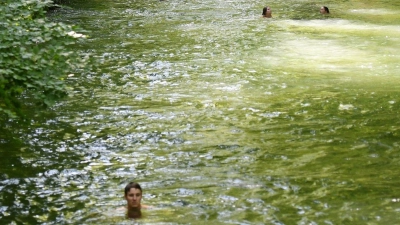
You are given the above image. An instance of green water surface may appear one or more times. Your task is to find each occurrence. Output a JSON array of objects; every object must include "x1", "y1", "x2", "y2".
[{"x1": 1, "y1": 0, "x2": 400, "y2": 224}]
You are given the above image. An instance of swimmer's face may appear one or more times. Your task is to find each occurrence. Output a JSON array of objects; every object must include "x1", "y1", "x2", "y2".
[
  {"x1": 264, "y1": 6, "x2": 272, "y2": 17},
  {"x1": 320, "y1": 7, "x2": 326, "y2": 14},
  {"x1": 125, "y1": 188, "x2": 142, "y2": 209}
]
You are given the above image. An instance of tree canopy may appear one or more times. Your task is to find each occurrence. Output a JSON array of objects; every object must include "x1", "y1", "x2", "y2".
[{"x1": 0, "y1": 0, "x2": 87, "y2": 118}]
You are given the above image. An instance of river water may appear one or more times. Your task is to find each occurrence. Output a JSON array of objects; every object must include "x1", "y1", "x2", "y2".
[{"x1": 1, "y1": 0, "x2": 400, "y2": 224}]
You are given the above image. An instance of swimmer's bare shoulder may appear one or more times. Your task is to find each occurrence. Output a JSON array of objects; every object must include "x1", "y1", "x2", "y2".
[
  {"x1": 117, "y1": 205, "x2": 152, "y2": 211},
  {"x1": 141, "y1": 204, "x2": 152, "y2": 209}
]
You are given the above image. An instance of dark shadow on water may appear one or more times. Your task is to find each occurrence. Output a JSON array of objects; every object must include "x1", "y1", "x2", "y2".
[{"x1": 0, "y1": 111, "x2": 90, "y2": 224}]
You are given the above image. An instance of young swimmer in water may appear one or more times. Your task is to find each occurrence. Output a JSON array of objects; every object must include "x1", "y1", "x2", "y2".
[
  {"x1": 262, "y1": 6, "x2": 272, "y2": 18},
  {"x1": 121, "y1": 182, "x2": 150, "y2": 219},
  {"x1": 320, "y1": 6, "x2": 329, "y2": 14}
]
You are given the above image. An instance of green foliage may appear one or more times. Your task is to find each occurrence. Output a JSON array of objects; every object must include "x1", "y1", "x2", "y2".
[
  {"x1": 0, "y1": 0, "x2": 87, "y2": 118},
  {"x1": 52, "y1": 0, "x2": 73, "y2": 4}
]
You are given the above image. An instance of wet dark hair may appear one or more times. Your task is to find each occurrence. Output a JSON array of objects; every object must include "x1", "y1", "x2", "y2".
[
  {"x1": 262, "y1": 6, "x2": 268, "y2": 16},
  {"x1": 124, "y1": 182, "x2": 142, "y2": 196},
  {"x1": 323, "y1": 6, "x2": 329, "y2": 14}
]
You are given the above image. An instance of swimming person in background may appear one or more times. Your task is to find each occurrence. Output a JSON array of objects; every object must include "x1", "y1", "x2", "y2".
[
  {"x1": 123, "y1": 182, "x2": 149, "y2": 219},
  {"x1": 320, "y1": 6, "x2": 329, "y2": 14},
  {"x1": 262, "y1": 6, "x2": 272, "y2": 18}
]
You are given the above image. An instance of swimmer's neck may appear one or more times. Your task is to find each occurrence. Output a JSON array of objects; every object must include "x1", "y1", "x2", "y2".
[
  {"x1": 127, "y1": 204, "x2": 141, "y2": 211},
  {"x1": 126, "y1": 206, "x2": 142, "y2": 219}
]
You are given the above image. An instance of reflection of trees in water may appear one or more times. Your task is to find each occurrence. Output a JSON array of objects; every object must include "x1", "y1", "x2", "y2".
[{"x1": 0, "y1": 116, "x2": 91, "y2": 224}]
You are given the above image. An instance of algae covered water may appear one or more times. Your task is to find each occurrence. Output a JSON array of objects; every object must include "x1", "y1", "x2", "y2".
[{"x1": 1, "y1": 0, "x2": 400, "y2": 224}]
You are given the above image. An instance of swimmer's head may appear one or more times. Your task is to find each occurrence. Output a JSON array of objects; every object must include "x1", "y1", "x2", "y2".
[
  {"x1": 262, "y1": 6, "x2": 272, "y2": 18},
  {"x1": 320, "y1": 6, "x2": 329, "y2": 14},
  {"x1": 125, "y1": 182, "x2": 143, "y2": 210},
  {"x1": 125, "y1": 182, "x2": 142, "y2": 196}
]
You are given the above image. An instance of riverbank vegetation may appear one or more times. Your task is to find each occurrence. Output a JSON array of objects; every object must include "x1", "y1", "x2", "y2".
[{"x1": 0, "y1": 0, "x2": 87, "y2": 119}]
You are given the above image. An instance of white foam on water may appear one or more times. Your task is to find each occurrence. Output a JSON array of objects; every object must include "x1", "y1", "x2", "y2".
[
  {"x1": 262, "y1": 37, "x2": 370, "y2": 73},
  {"x1": 280, "y1": 19, "x2": 400, "y2": 34},
  {"x1": 350, "y1": 8, "x2": 400, "y2": 15},
  {"x1": 260, "y1": 19, "x2": 400, "y2": 76}
]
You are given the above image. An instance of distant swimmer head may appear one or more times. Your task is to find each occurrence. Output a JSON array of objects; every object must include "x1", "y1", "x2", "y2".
[
  {"x1": 320, "y1": 6, "x2": 329, "y2": 14},
  {"x1": 262, "y1": 6, "x2": 272, "y2": 18}
]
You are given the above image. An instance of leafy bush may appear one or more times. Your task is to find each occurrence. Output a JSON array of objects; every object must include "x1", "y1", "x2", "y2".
[{"x1": 0, "y1": 0, "x2": 87, "y2": 118}]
